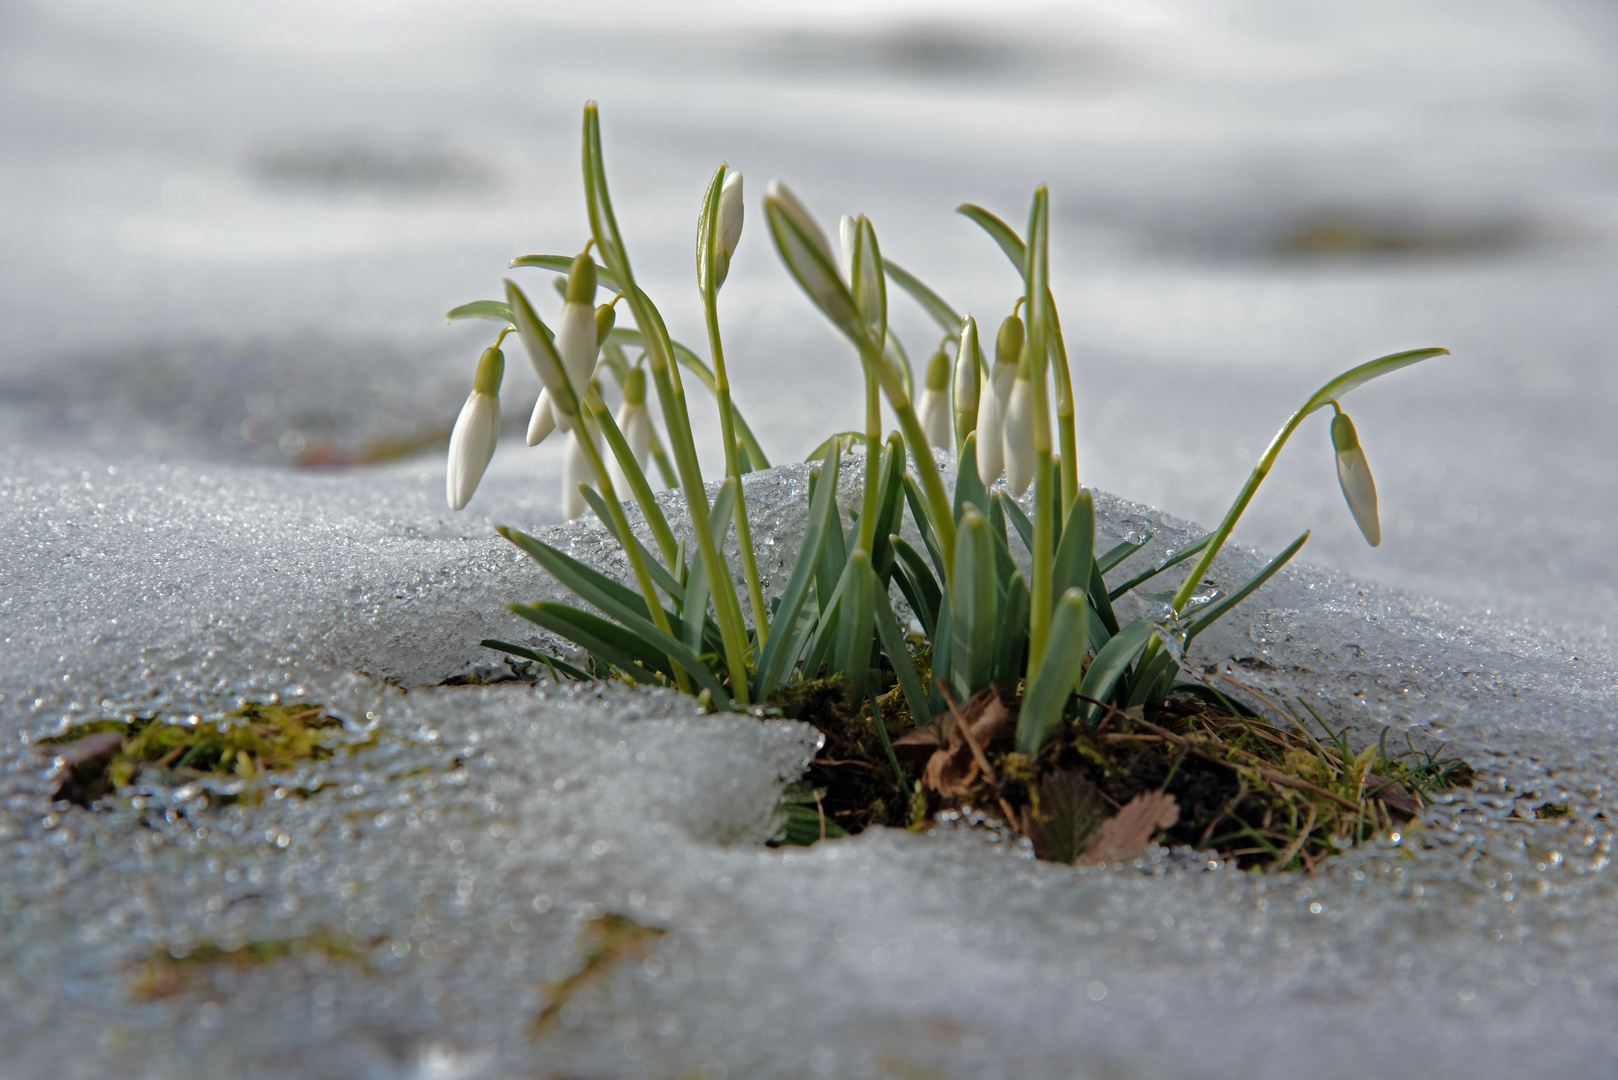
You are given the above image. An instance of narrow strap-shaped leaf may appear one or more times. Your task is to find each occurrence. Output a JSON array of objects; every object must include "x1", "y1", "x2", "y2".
[
  {"x1": 754, "y1": 445, "x2": 841, "y2": 696},
  {"x1": 928, "y1": 596, "x2": 953, "y2": 716},
  {"x1": 1097, "y1": 538, "x2": 1147, "y2": 575},
  {"x1": 882, "y1": 259, "x2": 961, "y2": 335},
  {"x1": 479, "y1": 638, "x2": 591, "y2": 681},
  {"x1": 837, "y1": 550, "x2": 879, "y2": 712},
  {"x1": 1077, "y1": 618, "x2": 1155, "y2": 723},
  {"x1": 1107, "y1": 534, "x2": 1211, "y2": 601},
  {"x1": 953, "y1": 432, "x2": 991, "y2": 520},
  {"x1": 902, "y1": 474, "x2": 948, "y2": 584},
  {"x1": 1086, "y1": 605, "x2": 1112, "y2": 652},
  {"x1": 508, "y1": 602, "x2": 665, "y2": 684},
  {"x1": 957, "y1": 204, "x2": 1027, "y2": 279},
  {"x1": 998, "y1": 490, "x2": 1035, "y2": 556},
  {"x1": 801, "y1": 560, "x2": 853, "y2": 685},
  {"x1": 1125, "y1": 649, "x2": 1177, "y2": 709},
  {"x1": 1088, "y1": 560, "x2": 1121, "y2": 637},
  {"x1": 446, "y1": 300, "x2": 515, "y2": 324},
  {"x1": 889, "y1": 535, "x2": 941, "y2": 637},
  {"x1": 1182, "y1": 531, "x2": 1309, "y2": 648},
  {"x1": 578, "y1": 485, "x2": 684, "y2": 604},
  {"x1": 950, "y1": 505, "x2": 997, "y2": 701},
  {"x1": 1051, "y1": 491, "x2": 1095, "y2": 610},
  {"x1": 986, "y1": 491, "x2": 1018, "y2": 601},
  {"x1": 869, "y1": 435, "x2": 907, "y2": 581},
  {"x1": 682, "y1": 478, "x2": 738, "y2": 657},
  {"x1": 500, "y1": 526, "x2": 676, "y2": 634},
  {"x1": 609, "y1": 327, "x2": 771, "y2": 469},
  {"x1": 1014, "y1": 587, "x2": 1089, "y2": 754},
  {"x1": 992, "y1": 572, "x2": 1030, "y2": 686},
  {"x1": 587, "y1": 398, "x2": 680, "y2": 570},
  {"x1": 815, "y1": 500, "x2": 849, "y2": 623},
  {"x1": 516, "y1": 596, "x2": 730, "y2": 707}
]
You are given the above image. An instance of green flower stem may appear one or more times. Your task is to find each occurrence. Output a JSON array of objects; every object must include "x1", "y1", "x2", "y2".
[
  {"x1": 1025, "y1": 188, "x2": 1055, "y2": 682},
  {"x1": 699, "y1": 168, "x2": 770, "y2": 643},
  {"x1": 1045, "y1": 299, "x2": 1079, "y2": 519},
  {"x1": 573, "y1": 396, "x2": 693, "y2": 695},
  {"x1": 583, "y1": 103, "x2": 753, "y2": 703},
  {"x1": 855, "y1": 369, "x2": 882, "y2": 557},
  {"x1": 586, "y1": 394, "x2": 680, "y2": 572},
  {"x1": 1168, "y1": 346, "x2": 1449, "y2": 614},
  {"x1": 646, "y1": 426, "x2": 679, "y2": 487},
  {"x1": 858, "y1": 333, "x2": 956, "y2": 582}
]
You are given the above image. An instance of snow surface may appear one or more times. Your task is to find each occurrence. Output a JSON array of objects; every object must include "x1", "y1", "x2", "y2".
[{"x1": 7, "y1": 0, "x2": 1618, "y2": 1076}]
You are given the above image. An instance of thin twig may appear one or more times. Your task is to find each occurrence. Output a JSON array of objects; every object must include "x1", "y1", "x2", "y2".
[{"x1": 1275, "y1": 804, "x2": 1317, "y2": 871}]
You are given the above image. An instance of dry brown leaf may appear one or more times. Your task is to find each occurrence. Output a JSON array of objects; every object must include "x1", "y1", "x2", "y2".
[
  {"x1": 920, "y1": 689, "x2": 1008, "y2": 799},
  {"x1": 1081, "y1": 791, "x2": 1180, "y2": 865}
]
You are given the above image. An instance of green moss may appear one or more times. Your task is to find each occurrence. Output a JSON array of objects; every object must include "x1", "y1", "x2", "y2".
[
  {"x1": 131, "y1": 930, "x2": 369, "y2": 999},
  {"x1": 43, "y1": 700, "x2": 352, "y2": 807}
]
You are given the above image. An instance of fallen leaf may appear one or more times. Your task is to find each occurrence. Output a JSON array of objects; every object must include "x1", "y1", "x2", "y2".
[
  {"x1": 920, "y1": 688, "x2": 1008, "y2": 799},
  {"x1": 1081, "y1": 791, "x2": 1180, "y2": 864}
]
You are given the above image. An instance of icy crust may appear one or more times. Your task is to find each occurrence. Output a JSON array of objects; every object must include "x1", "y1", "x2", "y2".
[{"x1": 5, "y1": 456, "x2": 1618, "y2": 1077}]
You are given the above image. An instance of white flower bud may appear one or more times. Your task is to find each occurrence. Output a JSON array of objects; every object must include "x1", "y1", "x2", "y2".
[
  {"x1": 975, "y1": 384, "x2": 1004, "y2": 485},
  {"x1": 527, "y1": 388, "x2": 556, "y2": 446},
  {"x1": 955, "y1": 316, "x2": 981, "y2": 447},
  {"x1": 918, "y1": 348, "x2": 952, "y2": 450},
  {"x1": 765, "y1": 180, "x2": 860, "y2": 337},
  {"x1": 607, "y1": 369, "x2": 651, "y2": 494},
  {"x1": 1332, "y1": 411, "x2": 1380, "y2": 547},
  {"x1": 718, "y1": 171, "x2": 744, "y2": 262},
  {"x1": 446, "y1": 346, "x2": 503, "y2": 510},
  {"x1": 839, "y1": 214, "x2": 858, "y2": 285},
  {"x1": 1002, "y1": 369, "x2": 1035, "y2": 496},
  {"x1": 562, "y1": 419, "x2": 601, "y2": 521},
  {"x1": 556, "y1": 302, "x2": 597, "y2": 407}
]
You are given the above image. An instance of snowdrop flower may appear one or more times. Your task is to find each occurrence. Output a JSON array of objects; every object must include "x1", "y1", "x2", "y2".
[
  {"x1": 765, "y1": 180, "x2": 859, "y2": 337},
  {"x1": 553, "y1": 252, "x2": 600, "y2": 429},
  {"x1": 527, "y1": 388, "x2": 556, "y2": 446},
  {"x1": 506, "y1": 279, "x2": 580, "y2": 432},
  {"x1": 839, "y1": 213, "x2": 884, "y2": 334},
  {"x1": 1002, "y1": 356, "x2": 1035, "y2": 496},
  {"x1": 1332, "y1": 409, "x2": 1381, "y2": 546},
  {"x1": 918, "y1": 347, "x2": 952, "y2": 451},
  {"x1": 607, "y1": 367, "x2": 651, "y2": 495},
  {"x1": 714, "y1": 170, "x2": 744, "y2": 287},
  {"x1": 975, "y1": 310, "x2": 1023, "y2": 486},
  {"x1": 446, "y1": 345, "x2": 503, "y2": 511},
  {"x1": 954, "y1": 316, "x2": 981, "y2": 450},
  {"x1": 562, "y1": 416, "x2": 601, "y2": 521}
]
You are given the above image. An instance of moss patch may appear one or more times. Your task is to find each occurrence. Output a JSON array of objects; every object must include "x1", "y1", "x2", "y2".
[
  {"x1": 131, "y1": 930, "x2": 371, "y2": 999},
  {"x1": 40, "y1": 701, "x2": 353, "y2": 807}
]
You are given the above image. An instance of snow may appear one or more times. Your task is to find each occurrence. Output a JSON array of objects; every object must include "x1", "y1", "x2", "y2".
[{"x1": 6, "y1": 0, "x2": 1618, "y2": 1075}]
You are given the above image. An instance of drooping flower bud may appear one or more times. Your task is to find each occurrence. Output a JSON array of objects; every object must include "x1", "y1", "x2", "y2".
[
  {"x1": 955, "y1": 316, "x2": 982, "y2": 449},
  {"x1": 554, "y1": 252, "x2": 601, "y2": 431},
  {"x1": 594, "y1": 301, "x2": 617, "y2": 344},
  {"x1": 505, "y1": 279, "x2": 579, "y2": 432},
  {"x1": 1332, "y1": 410, "x2": 1380, "y2": 547},
  {"x1": 995, "y1": 311, "x2": 1024, "y2": 372},
  {"x1": 1002, "y1": 352, "x2": 1035, "y2": 496},
  {"x1": 446, "y1": 345, "x2": 503, "y2": 510},
  {"x1": 975, "y1": 309, "x2": 1026, "y2": 486},
  {"x1": 527, "y1": 388, "x2": 556, "y2": 446},
  {"x1": 562, "y1": 416, "x2": 601, "y2": 521},
  {"x1": 607, "y1": 367, "x2": 651, "y2": 495},
  {"x1": 718, "y1": 170, "x2": 745, "y2": 267},
  {"x1": 764, "y1": 180, "x2": 860, "y2": 338},
  {"x1": 917, "y1": 347, "x2": 952, "y2": 450}
]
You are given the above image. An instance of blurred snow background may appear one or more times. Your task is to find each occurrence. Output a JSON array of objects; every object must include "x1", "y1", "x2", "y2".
[{"x1": 6, "y1": 1, "x2": 1618, "y2": 1076}]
